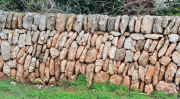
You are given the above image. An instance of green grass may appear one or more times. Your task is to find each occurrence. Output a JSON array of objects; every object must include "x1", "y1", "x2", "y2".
[{"x1": 0, "y1": 75, "x2": 179, "y2": 99}]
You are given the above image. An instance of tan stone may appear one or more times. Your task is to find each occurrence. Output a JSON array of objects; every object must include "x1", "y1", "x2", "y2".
[
  {"x1": 145, "y1": 84, "x2": 154, "y2": 94},
  {"x1": 153, "y1": 62, "x2": 160, "y2": 86},
  {"x1": 95, "y1": 59, "x2": 104, "y2": 72},
  {"x1": 85, "y1": 48, "x2": 98, "y2": 63},
  {"x1": 76, "y1": 46, "x2": 84, "y2": 59},
  {"x1": 66, "y1": 15, "x2": 75, "y2": 32},
  {"x1": 140, "y1": 82, "x2": 145, "y2": 93},
  {"x1": 117, "y1": 35, "x2": 125, "y2": 48},
  {"x1": 115, "y1": 48, "x2": 126, "y2": 61},
  {"x1": 144, "y1": 34, "x2": 163, "y2": 39},
  {"x1": 97, "y1": 43, "x2": 104, "y2": 59},
  {"x1": 39, "y1": 63, "x2": 45, "y2": 80},
  {"x1": 27, "y1": 72, "x2": 36, "y2": 83},
  {"x1": 55, "y1": 57, "x2": 60, "y2": 81},
  {"x1": 65, "y1": 61, "x2": 76, "y2": 77},
  {"x1": 49, "y1": 58, "x2": 55, "y2": 76},
  {"x1": 141, "y1": 15, "x2": 154, "y2": 34},
  {"x1": 165, "y1": 43, "x2": 177, "y2": 56},
  {"x1": 73, "y1": 15, "x2": 84, "y2": 33},
  {"x1": 1, "y1": 40, "x2": 11, "y2": 60},
  {"x1": 11, "y1": 59, "x2": 17, "y2": 69},
  {"x1": 79, "y1": 48, "x2": 88, "y2": 62},
  {"x1": 175, "y1": 68, "x2": 180, "y2": 85},
  {"x1": 68, "y1": 41, "x2": 78, "y2": 61},
  {"x1": 84, "y1": 16, "x2": 88, "y2": 32},
  {"x1": 159, "y1": 56, "x2": 171, "y2": 66},
  {"x1": 149, "y1": 40, "x2": 158, "y2": 53},
  {"x1": 11, "y1": 69, "x2": 17, "y2": 79},
  {"x1": 56, "y1": 32, "x2": 67, "y2": 50},
  {"x1": 156, "y1": 38, "x2": 165, "y2": 51},
  {"x1": 23, "y1": 55, "x2": 32, "y2": 70},
  {"x1": 108, "y1": 46, "x2": 117, "y2": 59},
  {"x1": 149, "y1": 50, "x2": 158, "y2": 65},
  {"x1": 122, "y1": 76, "x2": 131, "y2": 88},
  {"x1": 158, "y1": 39, "x2": 169, "y2": 57},
  {"x1": 90, "y1": 33, "x2": 98, "y2": 47},
  {"x1": 133, "y1": 51, "x2": 140, "y2": 61},
  {"x1": 93, "y1": 71, "x2": 110, "y2": 84},
  {"x1": 80, "y1": 63, "x2": 86, "y2": 75},
  {"x1": 128, "y1": 63, "x2": 134, "y2": 76},
  {"x1": 110, "y1": 74, "x2": 123, "y2": 85},
  {"x1": 86, "y1": 64, "x2": 95, "y2": 85},
  {"x1": 64, "y1": 32, "x2": 77, "y2": 48},
  {"x1": 96, "y1": 35, "x2": 103, "y2": 49},
  {"x1": 124, "y1": 50, "x2": 134, "y2": 63},
  {"x1": 50, "y1": 47, "x2": 59, "y2": 58},
  {"x1": 16, "y1": 64, "x2": 24, "y2": 83},
  {"x1": 102, "y1": 33, "x2": 109, "y2": 43},
  {"x1": 165, "y1": 62, "x2": 177, "y2": 82},
  {"x1": 118, "y1": 63, "x2": 125, "y2": 75},
  {"x1": 120, "y1": 15, "x2": 129, "y2": 34},
  {"x1": 75, "y1": 60, "x2": 81, "y2": 75},
  {"x1": 139, "y1": 65, "x2": 148, "y2": 81},
  {"x1": 145, "y1": 65, "x2": 155, "y2": 84},
  {"x1": 59, "y1": 48, "x2": 68, "y2": 61},
  {"x1": 35, "y1": 45, "x2": 42, "y2": 58},
  {"x1": 18, "y1": 53, "x2": 27, "y2": 64},
  {"x1": 103, "y1": 58, "x2": 109, "y2": 72},
  {"x1": 32, "y1": 43, "x2": 37, "y2": 57},
  {"x1": 159, "y1": 66, "x2": 165, "y2": 81},
  {"x1": 135, "y1": 16, "x2": 143, "y2": 33},
  {"x1": 18, "y1": 13, "x2": 25, "y2": 29},
  {"x1": 61, "y1": 60, "x2": 67, "y2": 73},
  {"x1": 156, "y1": 81, "x2": 177, "y2": 95},
  {"x1": 134, "y1": 61, "x2": 139, "y2": 69},
  {"x1": 123, "y1": 63, "x2": 129, "y2": 77},
  {"x1": 56, "y1": 14, "x2": 67, "y2": 32},
  {"x1": 51, "y1": 33, "x2": 60, "y2": 47},
  {"x1": 48, "y1": 77, "x2": 56, "y2": 85},
  {"x1": 138, "y1": 51, "x2": 149, "y2": 67},
  {"x1": 47, "y1": 14, "x2": 56, "y2": 30}
]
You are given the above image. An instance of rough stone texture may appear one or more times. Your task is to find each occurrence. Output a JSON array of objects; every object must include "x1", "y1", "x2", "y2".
[
  {"x1": 124, "y1": 37, "x2": 135, "y2": 50},
  {"x1": 138, "y1": 51, "x2": 149, "y2": 67},
  {"x1": 50, "y1": 47, "x2": 60, "y2": 58},
  {"x1": 88, "y1": 15, "x2": 99, "y2": 33},
  {"x1": 135, "y1": 16, "x2": 143, "y2": 33},
  {"x1": 156, "y1": 81, "x2": 177, "y2": 95},
  {"x1": 23, "y1": 13, "x2": 34, "y2": 30},
  {"x1": 73, "y1": 15, "x2": 84, "y2": 33},
  {"x1": 124, "y1": 50, "x2": 134, "y2": 63},
  {"x1": 165, "y1": 62, "x2": 177, "y2": 82},
  {"x1": 153, "y1": 16, "x2": 163, "y2": 34},
  {"x1": 110, "y1": 74, "x2": 123, "y2": 85},
  {"x1": 168, "y1": 34, "x2": 179, "y2": 43},
  {"x1": 145, "y1": 84, "x2": 154, "y2": 94},
  {"x1": 153, "y1": 62, "x2": 160, "y2": 86},
  {"x1": 56, "y1": 14, "x2": 67, "y2": 32},
  {"x1": 93, "y1": 71, "x2": 110, "y2": 84},
  {"x1": 172, "y1": 51, "x2": 180, "y2": 66},
  {"x1": 107, "y1": 17, "x2": 115, "y2": 32},
  {"x1": 158, "y1": 39, "x2": 169, "y2": 57},
  {"x1": 120, "y1": 15, "x2": 129, "y2": 34},
  {"x1": 1, "y1": 40, "x2": 11, "y2": 60},
  {"x1": 159, "y1": 56, "x2": 171, "y2": 66},
  {"x1": 141, "y1": 15, "x2": 154, "y2": 34},
  {"x1": 85, "y1": 48, "x2": 98, "y2": 63},
  {"x1": 47, "y1": 14, "x2": 56, "y2": 30},
  {"x1": 39, "y1": 15, "x2": 47, "y2": 31},
  {"x1": 68, "y1": 41, "x2": 78, "y2": 61}
]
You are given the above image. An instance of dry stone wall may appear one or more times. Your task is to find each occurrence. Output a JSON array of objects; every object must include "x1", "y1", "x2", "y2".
[{"x1": 0, "y1": 11, "x2": 180, "y2": 95}]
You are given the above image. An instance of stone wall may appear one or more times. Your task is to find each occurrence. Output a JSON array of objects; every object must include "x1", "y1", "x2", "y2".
[{"x1": 0, "y1": 11, "x2": 179, "y2": 95}]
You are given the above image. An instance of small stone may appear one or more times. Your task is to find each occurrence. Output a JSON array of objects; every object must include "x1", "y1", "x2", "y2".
[
  {"x1": 56, "y1": 14, "x2": 67, "y2": 32},
  {"x1": 144, "y1": 39, "x2": 150, "y2": 51},
  {"x1": 93, "y1": 71, "x2": 110, "y2": 84},
  {"x1": 129, "y1": 16, "x2": 137, "y2": 32},
  {"x1": 156, "y1": 38, "x2": 165, "y2": 51},
  {"x1": 165, "y1": 62, "x2": 177, "y2": 82},
  {"x1": 135, "y1": 16, "x2": 143, "y2": 33},
  {"x1": 102, "y1": 33, "x2": 109, "y2": 43},
  {"x1": 68, "y1": 41, "x2": 78, "y2": 61},
  {"x1": 1, "y1": 40, "x2": 11, "y2": 60},
  {"x1": 124, "y1": 50, "x2": 134, "y2": 63},
  {"x1": 103, "y1": 42, "x2": 111, "y2": 60},
  {"x1": 165, "y1": 43, "x2": 177, "y2": 56},
  {"x1": 112, "y1": 37, "x2": 118, "y2": 46},
  {"x1": 117, "y1": 35, "x2": 125, "y2": 48},
  {"x1": 144, "y1": 34, "x2": 163, "y2": 39},
  {"x1": 115, "y1": 48, "x2": 126, "y2": 61},
  {"x1": 145, "y1": 84, "x2": 154, "y2": 94},
  {"x1": 50, "y1": 48, "x2": 60, "y2": 58},
  {"x1": 110, "y1": 31, "x2": 121, "y2": 36},
  {"x1": 98, "y1": 15, "x2": 109, "y2": 32},
  {"x1": 124, "y1": 37, "x2": 135, "y2": 50},
  {"x1": 103, "y1": 58, "x2": 109, "y2": 71},
  {"x1": 39, "y1": 15, "x2": 47, "y2": 31},
  {"x1": 141, "y1": 15, "x2": 154, "y2": 34},
  {"x1": 87, "y1": 15, "x2": 99, "y2": 33},
  {"x1": 118, "y1": 63, "x2": 125, "y2": 75},
  {"x1": 153, "y1": 16, "x2": 163, "y2": 33},
  {"x1": 175, "y1": 68, "x2": 180, "y2": 85},
  {"x1": 65, "y1": 61, "x2": 76, "y2": 77},
  {"x1": 18, "y1": 34, "x2": 26, "y2": 48},
  {"x1": 120, "y1": 15, "x2": 129, "y2": 34},
  {"x1": 153, "y1": 62, "x2": 160, "y2": 86},
  {"x1": 32, "y1": 31, "x2": 40, "y2": 43},
  {"x1": 149, "y1": 40, "x2": 158, "y2": 53},
  {"x1": 85, "y1": 48, "x2": 98, "y2": 63},
  {"x1": 108, "y1": 46, "x2": 117, "y2": 59},
  {"x1": 138, "y1": 51, "x2": 149, "y2": 67},
  {"x1": 168, "y1": 34, "x2": 179, "y2": 43},
  {"x1": 61, "y1": 60, "x2": 67, "y2": 73},
  {"x1": 133, "y1": 51, "x2": 140, "y2": 61},
  {"x1": 122, "y1": 76, "x2": 131, "y2": 88},
  {"x1": 159, "y1": 56, "x2": 171, "y2": 66},
  {"x1": 149, "y1": 50, "x2": 158, "y2": 65},
  {"x1": 95, "y1": 35, "x2": 103, "y2": 49},
  {"x1": 107, "y1": 17, "x2": 115, "y2": 32},
  {"x1": 158, "y1": 39, "x2": 169, "y2": 57},
  {"x1": 23, "y1": 55, "x2": 32, "y2": 71},
  {"x1": 66, "y1": 15, "x2": 75, "y2": 32},
  {"x1": 130, "y1": 33, "x2": 145, "y2": 40},
  {"x1": 73, "y1": 15, "x2": 84, "y2": 33},
  {"x1": 47, "y1": 14, "x2": 56, "y2": 30},
  {"x1": 97, "y1": 44, "x2": 104, "y2": 59},
  {"x1": 135, "y1": 40, "x2": 145, "y2": 51},
  {"x1": 145, "y1": 65, "x2": 155, "y2": 84},
  {"x1": 114, "y1": 16, "x2": 121, "y2": 32},
  {"x1": 95, "y1": 59, "x2": 104, "y2": 72},
  {"x1": 156, "y1": 81, "x2": 177, "y2": 95},
  {"x1": 32, "y1": 14, "x2": 40, "y2": 31},
  {"x1": 110, "y1": 74, "x2": 123, "y2": 85},
  {"x1": 159, "y1": 66, "x2": 165, "y2": 81},
  {"x1": 23, "y1": 13, "x2": 34, "y2": 30},
  {"x1": 79, "y1": 48, "x2": 88, "y2": 62},
  {"x1": 128, "y1": 63, "x2": 134, "y2": 76}
]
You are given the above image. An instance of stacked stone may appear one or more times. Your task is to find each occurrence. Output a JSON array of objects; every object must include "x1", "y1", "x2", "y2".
[{"x1": 0, "y1": 11, "x2": 180, "y2": 95}]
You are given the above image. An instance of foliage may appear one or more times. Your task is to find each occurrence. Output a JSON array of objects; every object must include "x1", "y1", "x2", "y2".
[
  {"x1": 0, "y1": 74, "x2": 179, "y2": 99},
  {"x1": 0, "y1": 0, "x2": 125, "y2": 16}
]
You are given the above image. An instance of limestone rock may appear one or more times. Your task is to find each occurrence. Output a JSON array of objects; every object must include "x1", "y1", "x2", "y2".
[
  {"x1": 165, "y1": 43, "x2": 177, "y2": 56},
  {"x1": 23, "y1": 13, "x2": 34, "y2": 30},
  {"x1": 133, "y1": 51, "x2": 140, "y2": 61},
  {"x1": 159, "y1": 56, "x2": 171, "y2": 66},
  {"x1": 68, "y1": 41, "x2": 78, "y2": 61},
  {"x1": 3, "y1": 62, "x2": 11, "y2": 76},
  {"x1": 1, "y1": 40, "x2": 11, "y2": 60},
  {"x1": 153, "y1": 62, "x2": 160, "y2": 86},
  {"x1": 95, "y1": 59, "x2": 103, "y2": 72},
  {"x1": 87, "y1": 14, "x2": 99, "y2": 33},
  {"x1": 47, "y1": 14, "x2": 56, "y2": 30},
  {"x1": 108, "y1": 46, "x2": 117, "y2": 59},
  {"x1": 85, "y1": 48, "x2": 98, "y2": 63},
  {"x1": 130, "y1": 33, "x2": 145, "y2": 40},
  {"x1": 103, "y1": 42, "x2": 111, "y2": 60},
  {"x1": 158, "y1": 39, "x2": 169, "y2": 57},
  {"x1": 135, "y1": 40, "x2": 145, "y2": 51},
  {"x1": 141, "y1": 15, "x2": 154, "y2": 34},
  {"x1": 56, "y1": 32, "x2": 67, "y2": 50},
  {"x1": 138, "y1": 51, "x2": 149, "y2": 67},
  {"x1": 93, "y1": 71, "x2": 110, "y2": 84},
  {"x1": 50, "y1": 47, "x2": 60, "y2": 58},
  {"x1": 145, "y1": 65, "x2": 155, "y2": 84},
  {"x1": 159, "y1": 66, "x2": 165, "y2": 81},
  {"x1": 135, "y1": 16, "x2": 143, "y2": 33},
  {"x1": 117, "y1": 35, "x2": 125, "y2": 48},
  {"x1": 110, "y1": 74, "x2": 123, "y2": 85},
  {"x1": 149, "y1": 50, "x2": 158, "y2": 65},
  {"x1": 65, "y1": 61, "x2": 76, "y2": 77},
  {"x1": 98, "y1": 15, "x2": 109, "y2": 32},
  {"x1": 156, "y1": 38, "x2": 165, "y2": 51},
  {"x1": 149, "y1": 40, "x2": 158, "y2": 53},
  {"x1": 122, "y1": 76, "x2": 131, "y2": 88},
  {"x1": 175, "y1": 68, "x2": 180, "y2": 85},
  {"x1": 145, "y1": 84, "x2": 154, "y2": 94},
  {"x1": 73, "y1": 15, "x2": 84, "y2": 33},
  {"x1": 32, "y1": 13, "x2": 40, "y2": 31},
  {"x1": 24, "y1": 55, "x2": 32, "y2": 71},
  {"x1": 124, "y1": 50, "x2": 134, "y2": 63},
  {"x1": 168, "y1": 34, "x2": 179, "y2": 43},
  {"x1": 5, "y1": 12, "x2": 13, "y2": 29},
  {"x1": 120, "y1": 15, "x2": 129, "y2": 34},
  {"x1": 156, "y1": 81, "x2": 177, "y2": 95},
  {"x1": 25, "y1": 31, "x2": 32, "y2": 45},
  {"x1": 66, "y1": 15, "x2": 75, "y2": 32},
  {"x1": 18, "y1": 34, "x2": 26, "y2": 48},
  {"x1": 64, "y1": 32, "x2": 77, "y2": 48},
  {"x1": 32, "y1": 31, "x2": 40, "y2": 43},
  {"x1": 115, "y1": 48, "x2": 126, "y2": 61},
  {"x1": 0, "y1": 11, "x2": 8, "y2": 29},
  {"x1": 144, "y1": 34, "x2": 163, "y2": 39},
  {"x1": 114, "y1": 16, "x2": 121, "y2": 32},
  {"x1": 165, "y1": 62, "x2": 177, "y2": 82}
]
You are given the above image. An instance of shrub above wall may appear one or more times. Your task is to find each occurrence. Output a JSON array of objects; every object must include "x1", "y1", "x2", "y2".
[{"x1": 0, "y1": 11, "x2": 180, "y2": 95}]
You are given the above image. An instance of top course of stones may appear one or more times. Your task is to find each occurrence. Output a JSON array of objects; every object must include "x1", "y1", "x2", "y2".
[{"x1": 0, "y1": 11, "x2": 180, "y2": 35}]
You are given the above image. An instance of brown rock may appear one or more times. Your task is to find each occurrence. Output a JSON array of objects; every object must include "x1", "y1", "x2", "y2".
[
  {"x1": 64, "y1": 32, "x2": 77, "y2": 48},
  {"x1": 103, "y1": 58, "x2": 109, "y2": 71},
  {"x1": 133, "y1": 51, "x2": 140, "y2": 61},
  {"x1": 59, "y1": 48, "x2": 68, "y2": 60},
  {"x1": 73, "y1": 15, "x2": 84, "y2": 33},
  {"x1": 35, "y1": 45, "x2": 42, "y2": 58},
  {"x1": 18, "y1": 13, "x2": 25, "y2": 29},
  {"x1": 159, "y1": 66, "x2": 165, "y2": 81},
  {"x1": 122, "y1": 76, "x2": 131, "y2": 88},
  {"x1": 85, "y1": 48, "x2": 98, "y2": 63},
  {"x1": 84, "y1": 16, "x2": 88, "y2": 32},
  {"x1": 124, "y1": 50, "x2": 134, "y2": 63},
  {"x1": 86, "y1": 64, "x2": 95, "y2": 85},
  {"x1": 23, "y1": 55, "x2": 32, "y2": 70},
  {"x1": 66, "y1": 15, "x2": 75, "y2": 32},
  {"x1": 55, "y1": 57, "x2": 60, "y2": 80},
  {"x1": 80, "y1": 63, "x2": 86, "y2": 75},
  {"x1": 141, "y1": 15, "x2": 154, "y2": 34},
  {"x1": 96, "y1": 35, "x2": 103, "y2": 49},
  {"x1": 0, "y1": 55, "x2": 5, "y2": 71},
  {"x1": 49, "y1": 58, "x2": 55, "y2": 76},
  {"x1": 90, "y1": 33, "x2": 98, "y2": 47},
  {"x1": 76, "y1": 46, "x2": 84, "y2": 59},
  {"x1": 56, "y1": 32, "x2": 67, "y2": 50},
  {"x1": 165, "y1": 43, "x2": 177, "y2": 56},
  {"x1": 138, "y1": 51, "x2": 149, "y2": 67},
  {"x1": 118, "y1": 63, "x2": 125, "y2": 75},
  {"x1": 123, "y1": 63, "x2": 129, "y2": 77},
  {"x1": 47, "y1": 14, "x2": 56, "y2": 30},
  {"x1": 134, "y1": 61, "x2": 139, "y2": 69},
  {"x1": 79, "y1": 48, "x2": 88, "y2": 62},
  {"x1": 68, "y1": 41, "x2": 78, "y2": 61},
  {"x1": 44, "y1": 67, "x2": 50, "y2": 82},
  {"x1": 145, "y1": 65, "x2": 155, "y2": 84},
  {"x1": 50, "y1": 47, "x2": 60, "y2": 59},
  {"x1": 172, "y1": 51, "x2": 180, "y2": 66},
  {"x1": 128, "y1": 63, "x2": 134, "y2": 76},
  {"x1": 11, "y1": 59, "x2": 17, "y2": 69},
  {"x1": 153, "y1": 62, "x2": 160, "y2": 86},
  {"x1": 159, "y1": 56, "x2": 171, "y2": 66},
  {"x1": 35, "y1": 68, "x2": 39, "y2": 78},
  {"x1": 110, "y1": 74, "x2": 123, "y2": 85},
  {"x1": 117, "y1": 35, "x2": 125, "y2": 48},
  {"x1": 135, "y1": 16, "x2": 143, "y2": 33},
  {"x1": 75, "y1": 60, "x2": 81, "y2": 75},
  {"x1": 108, "y1": 46, "x2": 117, "y2": 59},
  {"x1": 165, "y1": 62, "x2": 177, "y2": 82},
  {"x1": 149, "y1": 40, "x2": 158, "y2": 53},
  {"x1": 97, "y1": 43, "x2": 104, "y2": 59},
  {"x1": 27, "y1": 72, "x2": 36, "y2": 83},
  {"x1": 34, "y1": 78, "x2": 45, "y2": 85},
  {"x1": 48, "y1": 77, "x2": 56, "y2": 85},
  {"x1": 18, "y1": 53, "x2": 27, "y2": 64},
  {"x1": 149, "y1": 50, "x2": 158, "y2": 65},
  {"x1": 95, "y1": 59, "x2": 104, "y2": 72},
  {"x1": 158, "y1": 39, "x2": 169, "y2": 57},
  {"x1": 93, "y1": 71, "x2": 110, "y2": 84},
  {"x1": 16, "y1": 64, "x2": 24, "y2": 82},
  {"x1": 175, "y1": 68, "x2": 180, "y2": 85},
  {"x1": 1, "y1": 40, "x2": 11, "y2": 60},
  {"x1": 56, "y1": 14, "x2": 67, "y2": 32},
  {"x1": 140, "y1": 82, "x2": 145, "y2": 93},
  {"x1": 145, "y1": 84, "x2": 154, "y2": 94},
  {"x1": 61, "y1": 60, "x2": 67, "y2": 73},
  {"x1": 120, "y1": 15, "x2": 129, "y2": 34},
  {"x1": 156, "y1": 38, "x2": 165, "y2": 51},
  {"x1": 102, "y1": 33, "x2": 109, "y2": 43},
  {"x1": 11, "y1": 69, "x2": 17, "y2": 79},
  {"x1": 135, "y1": 40, "x2": 145, "y2": 51},
  {"x1": 39, "y1": 63, "x2": 45, "y2": 80},
  {"x1": 156, "y1": 81, "x2": 177, "y2": 95}
]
